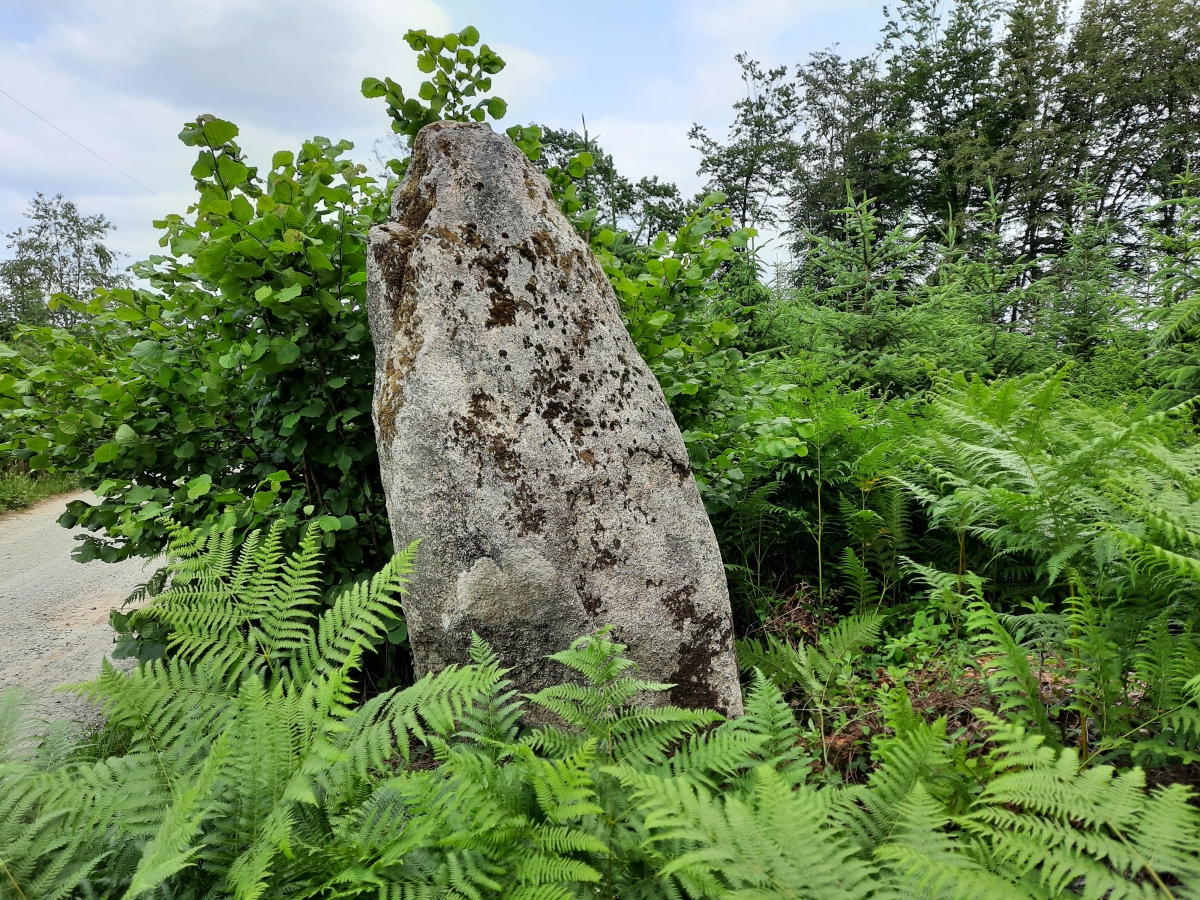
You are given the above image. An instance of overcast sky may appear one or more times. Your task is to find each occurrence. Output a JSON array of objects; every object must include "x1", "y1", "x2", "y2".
[{"x1": 0, "y1": 0, "x2": 880, "y2": 268}]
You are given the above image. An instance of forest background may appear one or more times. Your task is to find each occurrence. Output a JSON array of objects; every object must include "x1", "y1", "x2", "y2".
[{"x1": 3, "y1": 0, "x2": 1200, "y2": 895}]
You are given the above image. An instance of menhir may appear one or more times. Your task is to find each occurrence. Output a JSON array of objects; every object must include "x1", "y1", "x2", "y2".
[{"x1": 366, "y1": 121, "x2": 742, "y2": 716}]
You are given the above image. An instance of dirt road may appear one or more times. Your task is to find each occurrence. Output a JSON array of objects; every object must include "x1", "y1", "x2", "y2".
[{"x1": 0, "y1": 493, "x2": 156, "y2": 726}]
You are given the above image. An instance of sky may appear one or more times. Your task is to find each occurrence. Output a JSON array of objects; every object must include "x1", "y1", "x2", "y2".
[{"x1": 0, "y1": 0, "x2": 882, "y2": 268}]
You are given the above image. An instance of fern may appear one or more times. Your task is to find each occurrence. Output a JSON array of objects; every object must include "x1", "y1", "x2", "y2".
[
  {"x1": 966, "y1": 597, "x2": 1056, "y2": 741},
  {"x1": 963, "y1": 714, "x2": 1200, "y2": 897},
  {"x1": 904, "y1": 367, "x2": 1198, "y2": 600},
  {"x1": 5, "y1": 523, "x2": 1200, "y2": 899},
  {"x1": 735, "y1": 613, "x2": 881, "y2": 707},
  {"x1": 527, "y1": 627, "x2": 720, "y2": 765}
]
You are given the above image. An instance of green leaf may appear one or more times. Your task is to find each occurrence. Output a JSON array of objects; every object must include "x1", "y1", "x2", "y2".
[
  {"x1": 197, "y1": 191, "x2": 232, "y2": 216},
  {"x1": 459, "y1": 25, "x2": 480, "y2": 45},
  {"x1": 94, "y1": 442, "x2": 120, "y2": 463},
  {"x1": 306, "y1": 247, "x2": 333, "y2": 271},
  {"x1": 276, "y1": 343, "x2": 301, "y2": 365},
  {"x1": 130, "y1": 340, "x2": 162, "y2": 362},
  {"x1": 387, "y1": 619, "x2": 408, "y2": 644},
  {"x1": 317, "y1": 515, "x2": 341, "y2": 532},
  {"x1": 201, "y1": 118, "x2": 239, "y2": 146},
  {"x1": 190, "y1": 156, "x2": 214, "y2": 179},
  {"x1": 486, "y1": 97, "x2": 507, "y2": 119},
  {"x1": 186, "y1": 474, "x2": 213, "y2": 500},
  {"x1": 216, "y1": 156, "x2": 249, "y2": 187},
  {"x1": 230, "y1": 195, "x2": 254, "y2": 224},
  {"x1": 115, "y1": 424, "x2": 138, "y2": 445},
  {"x1": 277, "y1": 284, "x2": 303, "y2": 303}
]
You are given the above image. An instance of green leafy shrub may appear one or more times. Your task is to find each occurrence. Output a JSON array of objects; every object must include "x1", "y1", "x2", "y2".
[{"x1": 0, "y1": 26, "x2": 516, "y2": 589}]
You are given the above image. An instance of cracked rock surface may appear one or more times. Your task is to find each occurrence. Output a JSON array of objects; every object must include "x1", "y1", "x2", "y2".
[{"x1": 367, "y1": 122, "x2": 742, "y2": 716}]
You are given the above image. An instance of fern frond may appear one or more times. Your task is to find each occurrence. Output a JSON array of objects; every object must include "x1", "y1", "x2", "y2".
[
  {"x1": 966, "y1": 600, "x2": 1056, "y2": 740},
  {"x1": 618, "y1": 764, "x2": 874, "y2": 900},
  {"x1": 875, "y1": 782, "x2": 1017, "y2": 900},
  {"x1": 122, "y1": 728, "x2": 231, "y2": 898}
]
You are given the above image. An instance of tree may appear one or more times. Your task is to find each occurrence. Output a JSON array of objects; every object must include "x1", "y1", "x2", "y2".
[
  {"x1": 629, "y1": 176, "x2": 687, "y2": 243},
  {"x1": 537, "y1": 121, "x2": 635, "y2": 232},
  {"x1": 689, "y1": 54, "x2": 800, "y2": 231},
  {"x1": 1057, "y1": 0, "x2": 1200, "y2": 246},
  {"x1": 534, "y1": 122, "x2": 688, "y2": 242},
  {"x1": 785, "y1": 0, "x2": 1200, "y2": 272},
  {"x1": 0, "y1": 193, "x2": 127, "y2": 333},
  {"x1": 789, "y1": 50, "x2": 911, "y2": 239}
]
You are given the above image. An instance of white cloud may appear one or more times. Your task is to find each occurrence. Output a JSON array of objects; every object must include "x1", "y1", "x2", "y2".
[
  {"x1": 32, "y1": 0, "x2": 454, "y2": 132},
  {"x1": 585, "y1": 116, "x2": 704, "y2": 197},
  {"x1": 686, "y1": 0, "x2": 810, "y2": 43},
  {"x1": 492, "y1": 43, "x2": 557, "y2": 110},
  {"x1": 0, "y1": 0, "x2": 875, "y2": 273},
  {"x1": 0, "y1": 0, "x2": 563, "y2": 262}
]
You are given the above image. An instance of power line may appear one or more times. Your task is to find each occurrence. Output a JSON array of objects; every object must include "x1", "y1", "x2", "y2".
[{"x1": 0, "y1": 85, "x2": 185, "y2": 213}]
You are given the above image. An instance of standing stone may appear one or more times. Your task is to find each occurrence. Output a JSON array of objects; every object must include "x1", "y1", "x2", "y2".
[{"x1": 366, "y1": 121, "x2": 742, "y2": 716}]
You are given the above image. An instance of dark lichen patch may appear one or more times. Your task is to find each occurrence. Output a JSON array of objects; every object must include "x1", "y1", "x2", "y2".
[
  {"x1": 570, "y1": 306, "x2": 598, "y2": 357},
  {"x1": 589, "y1": 533, "x2": 621, "y2": 570},
  {"x1": 530, "y1": 229, "x2": 556, "y2": 264},
  {"x1": 469, "y1": 391, "x2": 495, "y2": 421},
  {"x1": 370, "y1": 130, "x2": 443, "y2": 447},
  {"x1": 667, "y1": 611, "x2": 730, "y2": 712},
  {"x1": 627, "y1": 445, "x2": 692, "y2": 483},
  {"x1": 392, "y1": 146, "x2": 436, "y2": 233},
  {"x1": 460, "y1": 223, "x2": 487, "y2": 250},
  {"x1": 451, "y1": 404, "x2": 524, "y2": 484},
  {"x1": 513, "y1": 481, "x2": 546, "y2": 535},
  {"x1": 430, "y1": 225, "x2": 463, "y2": 250},
  {"x1": 576, "y1": 573, "x2": 605, "y2": 617},
  {"x1": 370, "y1": 234, "x2": 427, "y2": 448},
  {"x1": 473, "y1": 248, "x2": 526, "y2": 328},
  {"x1": 662, "y1": 584, "x2": 698, "y2": 628},
  {"x1": 488, "y1": 435, "x2": 522, "y2": 478}
]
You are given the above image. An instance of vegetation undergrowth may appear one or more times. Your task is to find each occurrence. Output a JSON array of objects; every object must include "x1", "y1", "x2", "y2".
[
  {"x1": 3, "y1": 527, "x2": 1199, "y2": 900},
  {"x1": 0, "y1": 463, "x2": 76, "y2": 512},
  {"x1": 1, "y1": 0, "x2": 1200, "y2": 870}
]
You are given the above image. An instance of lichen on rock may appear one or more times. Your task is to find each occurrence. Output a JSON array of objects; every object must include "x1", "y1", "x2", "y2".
[{"x1": 366, "y1": 121, "x2": 742, "y2": 716}]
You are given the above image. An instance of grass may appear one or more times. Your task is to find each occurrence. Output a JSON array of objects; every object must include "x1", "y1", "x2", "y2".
[{"x1": 0, "y1": 463, "x2": 77, "y2": 512}]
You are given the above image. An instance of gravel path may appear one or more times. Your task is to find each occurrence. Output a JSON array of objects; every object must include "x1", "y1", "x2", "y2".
[{"x1": 0, "y1": 492, "x2": 157, "y2": 726}]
